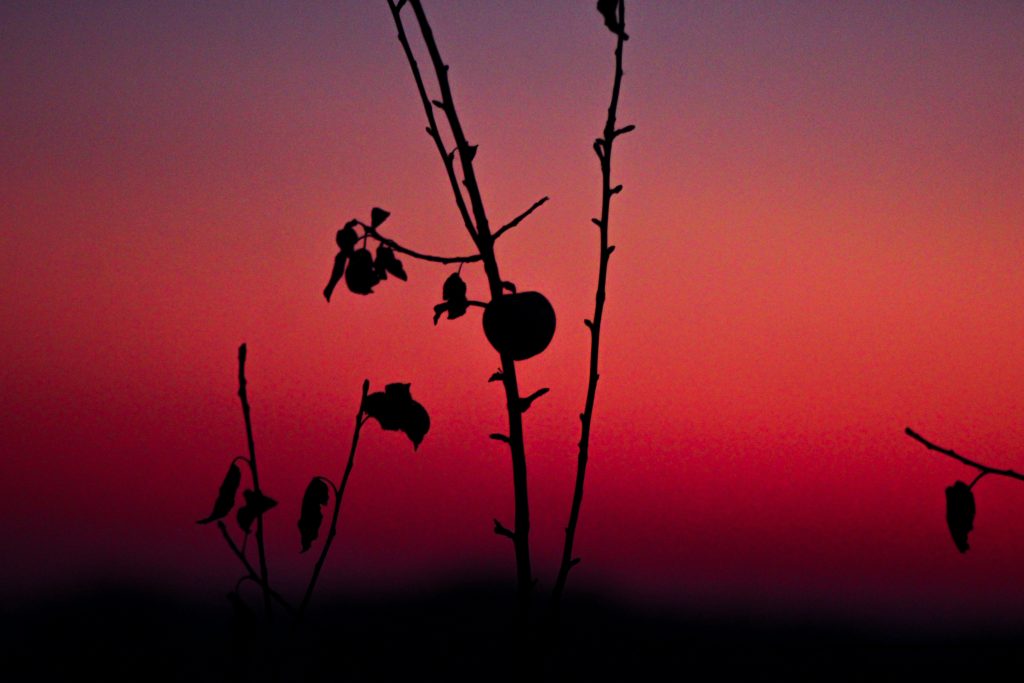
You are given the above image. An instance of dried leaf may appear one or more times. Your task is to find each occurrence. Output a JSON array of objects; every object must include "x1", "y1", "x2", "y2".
[
  {"x1": 345, "y1": 248, "x2": 380, "y2": 295},
  {"x1": 298, "y1": 478, "x2": 331, "y2": 553},
  {"x1": 370, "y1": 207, "x2": 390, "y2": 228},
  {"x1": 323, "y1": 251, "x2": 348, "y2": 302},
  {"x1": 237, "y1": 490, "x2": 277, "y2": 534},
  {"x1": 374, "y1": 245, "x2": 407, "y2": 281},
  {"x1": 945, "y1": 481, "x2": 975, "y2": 553},
  {"x1": 363, "y1": 383, "x2": 431, "y2": 449},
  {"x1": 197, "y1": 463, "x2": 242, "y2": 524},
  {"x1": 597, "y1": 0, "x2": 628, "y2": 38},
  {"x1": 433, "y1": 272, "x2": 468, "y2": 324}
]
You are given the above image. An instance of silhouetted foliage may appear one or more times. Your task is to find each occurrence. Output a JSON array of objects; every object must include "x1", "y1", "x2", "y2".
[
  {"x1": 597, "y1": 0, "x2": 628, "y2": 39},
  {"x1": 196, "y1": 462, "x2": 242, "y2": 524},
  {"x1": 433, "y1": 271, "x2": 469, "y2": 324},
  {"x1": 237, "y1": 490, "x2": 277, "y2": 535},
  {"x1": 363, "y1": 383, "x2": 430, "y2": 449},
  {"x1": 299, "y1": 478, "x2": 331, "y2": 553},
  {"x1": 945, "y1": 481, "x2": 975, "y2": 553}
]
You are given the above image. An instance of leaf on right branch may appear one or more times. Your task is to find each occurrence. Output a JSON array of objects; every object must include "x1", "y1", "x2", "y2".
[
  {"x1": 298, "y1": 478, "x2": 331, "y2": 553},
  {"x1": 197, "y1": 462, "x2": 242, "y2": 524},
  {"x1": 363, "y1": 383, "x2": 430, "y2": 449},
  {"x1": 945, "y1": 481, "x2": 975, "y2": 553},
  {"x1": 237, "y1": 490, "x2": 278, "y2": 534},
  {"x1": 433, "y1": 272, "x2": 469, "y2": 324},
  {"x1": 597, "y1": 0, "x2": 628, "y2": 39}
]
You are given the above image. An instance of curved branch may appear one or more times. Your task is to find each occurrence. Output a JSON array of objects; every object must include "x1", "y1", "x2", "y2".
[
  {"x1": 904, "y1": 427, "x2": 1024, "y2": 483},
  {"x1": 492, "y1": 196, "x2": 550, "y2": 242},
  {"x1": 360, "y1": 222, "x2": 480, "y2": 265}
]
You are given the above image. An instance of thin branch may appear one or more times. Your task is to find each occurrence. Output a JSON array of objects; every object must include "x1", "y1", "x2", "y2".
[
  {"x1": 904, "y1": 427, "x2": 1024, "y2": 483},
  {"x1": 237, "y1": 343, "x2": 273, "y2": 621},
  {"x1": 296, "y1": 380, "x2": 372, "y2": 624},
  {"x1": 217, "y1": 522, "x2": 295, "y2": 614},
  {"x1": 386, "y1": 0, "x2": 478, "y2": 241},
  {"x1": 360, "y1": 221, "x2": 480, "y2": 265},
  {"x1": 492, "y1": 196, "x2": 550, "y2": 242},
  {"x1": 552, "y1": 0, "x2": 630, "y2": 614}
]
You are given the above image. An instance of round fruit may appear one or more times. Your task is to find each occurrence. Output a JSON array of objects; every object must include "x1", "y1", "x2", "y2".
[{"x1": 482, "y1": 292, "x2": 556, "y2": 361}]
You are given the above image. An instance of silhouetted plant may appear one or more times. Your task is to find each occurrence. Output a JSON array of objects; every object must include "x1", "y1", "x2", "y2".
[
  {"x1": 198, "y1": 344, "x2": 429, "y2": 630},
  {"x1": 904, "y1": 427, "x2": 1024, "y2": 553},
  {"x1": 324, "y1": 0, "x2": 632, "y2": 619}
]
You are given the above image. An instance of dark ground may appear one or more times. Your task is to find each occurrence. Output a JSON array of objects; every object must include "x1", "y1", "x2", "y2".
[{"x1": 4, "y1": 581, "x2": 1024, "y2": 681}]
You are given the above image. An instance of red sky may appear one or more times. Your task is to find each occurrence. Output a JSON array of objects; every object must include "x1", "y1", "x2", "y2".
[{"x1": 2, "y1": 1, "x2": 1023, "y2": 627}]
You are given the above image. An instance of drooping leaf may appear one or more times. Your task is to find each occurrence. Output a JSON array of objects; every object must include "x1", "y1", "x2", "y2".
[
  {"x1": 237, "y1": 489, "x2": 277, "y2": 534},
  {"x1": 336, "y1": 222, "x2": 359, "y2": 252},
  {"x1": 374, "y1": 245, "x2": 408, "y2": 281},
  {"x1": 323, "y1": 251, "x2": 348, "y2": 302},
  {"x1": 433, "y1": 272, "x2": 469, "y2": 324},
  {"x1": 370, "y1": 207, "x2": 390, "y2": 228},
  {"x1": 197, "y1": 462, "x2": 242, "y2": 524},
  {"x1": 597, "y1": 0, "x2": 628, "y2": 38},
  {"x1": 363, "y1": 383, "x2": 431, "y2": 449},
  {"x1": 345, "y1": 248, "x2": 380, "y2": 295},
  {"x1": 945, "y1": 481, "x2": 975, "y2": 553},
  {"x1": 298, "y1": 478, "x2": 331, "y2": 553}
]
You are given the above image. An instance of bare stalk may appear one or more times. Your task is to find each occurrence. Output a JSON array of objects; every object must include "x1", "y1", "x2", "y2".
[
  {"x1": 296, "y1": 380, "x2": 371, "y2": 622},
  {"x1": 905, "y1": 427, "x2": 1024, "y2": 483},
  {"x1": 237, "y1": 343, "x2": 273, "y2": 621},
  {"x1": 388, "y1": 0, "x2": 537, "y2": 616},
  {"x1": 217, "y1": 521, "x2": 296, "y2": 614},
  {"x1": 552, "y1": 0, "x2": 632, "y2": 613}
]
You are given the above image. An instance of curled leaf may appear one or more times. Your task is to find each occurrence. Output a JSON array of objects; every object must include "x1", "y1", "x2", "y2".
[
  {"x1": 945, "y1": 481, "x2": 975, "y2": 553},
  {"x1": 433, "y1": 272, "x2": 469, "y2": 324},
  {"x1": 363, "y1": 383, "x2": 431, "y2": 449},
  {"x1": 237, "y1": 489, "x2": 278, "y2": 534},
  {"x1": 346, "y1": 248, "x2": 380, "y2": 295},
  {"x1": 197, "y1": 463, "x2": 242, "y2": 524},
  {"x1": 374, "y1": 245, "x2": 408, "y2": 281},
  {"x1": 597, "y1": 0, "x2": 628, "y2": 39},
  {"x1": 370, "y1": 207, "x2": 390, "y2": 228},
  {"x1": 298, "y1": 478, "x2": 331, "y2": 553},
  {"x1": 323, "y1": 251, "x2": 348, "y2": 302}
]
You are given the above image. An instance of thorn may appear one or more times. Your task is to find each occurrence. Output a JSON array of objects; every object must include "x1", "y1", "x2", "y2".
[
  {"x1": 605, "y1": 245, "x2": 616, "y2": 256},
  {"x1": 490, "y1": 433, "x2": 511, "y2": 443},
  {"x1": 501, "y1": 281, "x2": 517, "y2": 294},
  {"x1": 593, "y1": 140, "x2": 604, "y2": 159},
  {"x1": 493, "y1": 519, "x2": 515, "y2": 540},
  {"x1": 584, "y1": 319, "x2": 593, "y2": 329},
  {"x1": 610, "y1": 185, "x2": 623, "y2": 194},
  {"x1": 518, "y1": 388, "x2": 550, "y2": 413},
  {"x1": 613, "y1": 124, "x2": 636, "y2": 137},
  {"x1": 431, "y1": 99, "x2": 445, "y2": 110},
  {"x1": 465, "y1": 144, "x2": 478, "y2": 162},
  {"x1": 426, "y1": 126, "x2": 435, "y2": 137},
  {"x1": 488, "y1": 371, "x2": 503, "y2": 383},
  {"x1": 591, "y1": 218, "x2": 602, "y2": 227},
  {"x1": 569, "y1": 557, "x2": 582, "y2": 568}
]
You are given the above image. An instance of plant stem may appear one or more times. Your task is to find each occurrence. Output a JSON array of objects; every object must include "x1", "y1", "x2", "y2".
[
  {"x1": 296, "y1": 380, "x2": 371, "y2": 623},
  {"x1": 905, "y1": 427, "x2": 1024, "y2": 483},
  {"x1": 217, "y1": 521, "x2": 296, "y2": 614},
  {"x1": 237, "y1": 343, "x2": 273, "y2": 622},
  {"x1": 391, "y1": 0, "x2": 535, "y2": 617},
  {"x1": 552, "y1": 0, "x2": 630, "y2": 614}
]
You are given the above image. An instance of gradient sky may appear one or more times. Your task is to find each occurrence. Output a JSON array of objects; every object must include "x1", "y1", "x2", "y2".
[{"x1": 2, "y1": 1, "x2": 1023, "y2": 628}]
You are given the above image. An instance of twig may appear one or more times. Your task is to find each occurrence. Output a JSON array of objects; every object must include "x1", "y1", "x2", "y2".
[
  {"x1": 552, "y1": 0, "x2": 631, "y2": 613},
  {"x1": 492, "y1": 196, "x2": 550, "y2": 242},
  {"x1": 360, "y1": 222, "x2": 481, "y2": 264},
  {"x1": 217, "y1": 522, "x2": 295, "y2": 614},
  {"x1": 296, "y1": 380, "x2": 371, "y2": 623},
  {"x1": 905, "y1": 427, "x2": 1024, "y2": 483},
  {"x1": 386, "y1": 0, "x2": 478, "y2": 242},
  {"x1": 237, "y1": 343, "x2": 273, "y2": 621}
]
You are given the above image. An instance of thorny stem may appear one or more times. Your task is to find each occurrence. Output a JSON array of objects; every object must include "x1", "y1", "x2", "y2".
[
  {"x1": 390, "y1": 0, "x2": 535, "y2": 618},
  {"x1": 217, "y1": 522, "x2": 295, "y2": 614},
  {"x1": 905, "y1": 427, "x2": 1024, "y2": 483},
  {"x1": 237, "y1": 343, "x2": 273, "y2": 622},
  {"x1": 552, "y1": 0, "x2": 631, "y2": 615},
  {"x1": 296, "y1": 380, "x2": 371, "y2": 624}
]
